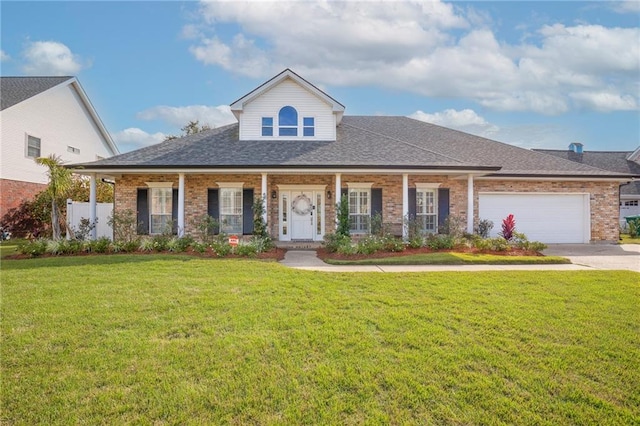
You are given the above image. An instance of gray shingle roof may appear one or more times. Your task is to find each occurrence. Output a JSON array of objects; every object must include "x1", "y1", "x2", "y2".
[
  {"x1": 73, "y1": 116, "x2": 632, "y2": 178},
  {"x1": 1, "y1": 76, "x2": 74, "y2": 111},
  {"x1": 535, "y1": 149, "x2": 640, "y2": 195}
]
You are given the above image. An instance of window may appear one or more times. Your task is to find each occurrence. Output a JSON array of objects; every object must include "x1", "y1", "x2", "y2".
[
  {"x1": 303, "y1": 117, "x2": 315, "y2": 137},
  {"x1": 349, "y1": 188, "x2": 370, "y2": 234},
  {"x1": 622, "y1": 200, "x2": 639, "y2": 207},
  {"x1": 67, "y1": 146, "x2": 80, "y2": 154},
  {"x1": 220, "y1": 187, "x2": 243, "y2": 234},
  {"x1": 261, "y1": 117, "x2": 273, "y2": 136},
  {"x1": 416, "y1": 189, "x2": 438, "y2": 233},
  {"x1": 150, "y1": 187, "x2": 172, "y2": 234},
  {"x1": 26, "y1": 135, "x2": 41, "y2": 158},
  {"x1": 278, "y1": 106, "x2": 298, "y2": 136}
]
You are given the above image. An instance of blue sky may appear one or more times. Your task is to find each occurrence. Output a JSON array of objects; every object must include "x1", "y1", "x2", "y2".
[{"x1": 1, "y1": 0, "x2": 639, "y2": 153}]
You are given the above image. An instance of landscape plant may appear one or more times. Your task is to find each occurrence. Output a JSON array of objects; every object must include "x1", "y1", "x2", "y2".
[
  {"x1": 500, "y1": 214, "x2": 516, "y2": 241},
  {"x1": 35, "y1": 155, "x2": 73, "y2": 240},
  {"x1": 336, "y1": 194, "x2": 350, "y2": 237}
]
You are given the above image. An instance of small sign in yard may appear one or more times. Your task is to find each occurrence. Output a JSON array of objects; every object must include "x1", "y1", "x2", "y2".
[{"x1": 228, "y1": 235, "x2": 239, "y2": 247}]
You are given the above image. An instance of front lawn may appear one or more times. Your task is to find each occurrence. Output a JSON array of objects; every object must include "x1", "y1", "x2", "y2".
[
  {"x1": 323, "y1": 252, "x2": 570, "y2": 265},
  {"x1": 2, "y1": 256, "x2": 639, "y2": 424},
  {"x1": 620, "y1": 233, "x2": 640, "y2": 244}
]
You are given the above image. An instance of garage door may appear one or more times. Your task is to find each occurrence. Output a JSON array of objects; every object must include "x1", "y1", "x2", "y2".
[{"x1": 478, "y1": 193, "x2": 590, "y2": 243}]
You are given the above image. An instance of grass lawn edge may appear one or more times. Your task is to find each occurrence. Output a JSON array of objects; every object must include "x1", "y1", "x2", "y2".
[{"x1": 322, "y1": 252, "x2": 571, "y2": 266}]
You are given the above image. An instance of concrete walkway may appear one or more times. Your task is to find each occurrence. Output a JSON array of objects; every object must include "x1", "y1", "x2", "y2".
[{"x1": 279, "y1": 246, "x2": 640, "y2": 272}]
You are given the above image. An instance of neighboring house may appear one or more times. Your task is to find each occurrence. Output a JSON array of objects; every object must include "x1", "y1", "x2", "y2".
[
  {"x1": 535, "y1": 144, "x2": 640, "y2": 227},
  {"x1": 72, "y1": 69, "x2": 633, "y2": 244},
  {"x1": 0, "y1": 76, "x2": 119, "y2": 218}
]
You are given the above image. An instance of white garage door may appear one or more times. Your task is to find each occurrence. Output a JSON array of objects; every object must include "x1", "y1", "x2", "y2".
[{"x1": 478, "y1": 193, "x2": 590, "y2": 243}]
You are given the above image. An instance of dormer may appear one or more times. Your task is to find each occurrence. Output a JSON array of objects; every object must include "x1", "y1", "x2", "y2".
[
  {"x1": 569, "y1": 142, "x2": 584, "y2": 154},
  {"x1": 230, "y1": 69, "x2": 345, "y2": 141}
]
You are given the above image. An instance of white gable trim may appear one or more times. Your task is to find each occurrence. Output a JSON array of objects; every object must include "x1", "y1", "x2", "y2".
[{"x1": 230, "y1": 69, "x2": 345, "y2": 124}]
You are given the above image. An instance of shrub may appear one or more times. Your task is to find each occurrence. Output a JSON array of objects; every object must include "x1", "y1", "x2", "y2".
[
  {"x1": 90, "y1": 237, "x2": 112, "y2": 253},
  {"x1": 629, "y1": 218, "x2": 640, "y2": 238},
  {"x1": 381, "y1": 235, "x2": 405, "y2": 252},
  {"x1": 323, "y1": 233, "x2": 352, "y2": 253},
  {"x1": 500, "y1": 214, "x2": 516, "y2": 241},
  {"x1": 426, "y1": 234, "x2": 456, "y2": 250},
  {"x1": 18, "y1": 239, "x2": 48, "y2": 257},
  {"x1": 336, "y1": 195, "x2": 350, "y2": 237},
  {"x1": 251, "y1": 235, "x2": 274, "y2": 253},
  {"x1": 235, "y1": 243, "x2": 258, "y2": 257},
  {"x1": 108, "y1": 210, "x2": 139, "y2": 244},
  {"x1": 113, "y1": 240, "x2": 139, "y2": 253},
  {"x1": 439, "y1": 215, "x2": 465, "y2": 238},
  {"x1": 252, "y1": 196, "x2": 270, "y2": 240},
  {"x1": 405, "y1": 216, "x2": 425, "y2": 248},
  {"x1": 70, "y1": 217, "x2": 97, "y2": 241},
  {"x1": 191, "y1": 241, "x2": 208, "y2": 254},
  {"x1": 190, "y1": 214, "x2": 219, "y2": 244},
  {"x1": 475, "y1": 218, "x2": 494, "y2": 238},
  {"x1": 356, "y1": 235, "x2": 384, "y2": 255},
  {"x1": 510, "y1": 232, "x2": 547, "y2": 252},
  {"x1": 210, "y1": 235, "x2": 232, "y2": 257},
  {"x1": 167, "y1": 236, "x2": 194, "y2": 253}
]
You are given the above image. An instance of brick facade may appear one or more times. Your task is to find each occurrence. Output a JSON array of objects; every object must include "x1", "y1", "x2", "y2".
[
  {"x1": 114, "y1": 173, "x2": 620, "y2": 242},
  {"x1": 0, "y1": 178, "x2": 47, "y2": 219}
]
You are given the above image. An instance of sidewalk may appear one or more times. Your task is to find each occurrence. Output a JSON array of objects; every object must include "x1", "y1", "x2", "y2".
[{"x1": 279, "y1": 250, "x2": 595, "y2": 272}]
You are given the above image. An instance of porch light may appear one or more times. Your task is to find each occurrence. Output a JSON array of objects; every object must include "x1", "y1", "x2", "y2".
[
  {"x1": 271, "y1": 190, "x2": 277, "y2": 199},
  {"x1": 327, "y1": 190, "x2": 332, "y2": 200}
]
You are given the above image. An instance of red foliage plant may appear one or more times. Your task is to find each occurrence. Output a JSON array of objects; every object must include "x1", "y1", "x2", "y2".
[{"x1": 501, "y1": 214, "x2": 516, "y2": 241}]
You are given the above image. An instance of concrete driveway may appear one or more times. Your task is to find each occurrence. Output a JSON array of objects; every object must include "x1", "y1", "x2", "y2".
[{"x1": 543, "y1": 244, "x2": 640, "y2": 272}]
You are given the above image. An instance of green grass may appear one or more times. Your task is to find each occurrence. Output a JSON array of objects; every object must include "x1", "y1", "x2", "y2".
[
  {"x1": 0, "y1": 238, "x2": 24, "y2": 259},
  {"x1": 324, "y1": 252, "x2": 570, "y2": 265},
  {"x1": 2, "y1": 255, "x2": 639, "y2": 425},
  {"x1": 620, "y1": 234, "x2": 640, "y2": 244}
]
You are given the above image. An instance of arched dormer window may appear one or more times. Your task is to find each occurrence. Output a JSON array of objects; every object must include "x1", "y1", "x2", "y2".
[{"x1": 279, "y1": 106, "x2": 298, "y2": 137}]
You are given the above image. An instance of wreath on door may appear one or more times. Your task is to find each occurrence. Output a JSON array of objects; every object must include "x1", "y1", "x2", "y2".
[{"x1": 292, "y1": 194, "x2": 313, "y2": 215}]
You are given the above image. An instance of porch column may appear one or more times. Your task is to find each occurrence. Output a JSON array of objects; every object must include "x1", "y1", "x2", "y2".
[
  {"x1": 402, "y1": 173, "x2": 409, "y2": 239},
  {"x1": 261, "y1": 172, "x2": 268, "y2": 227},
  {"x1": 178, "y1": 173, "x2": 185, "y2": 237},
  {"x1": 335, "y1": 173, "x2": 341, "y2": 226},
  {"x1": 89, "y1": 173, "x2": 97, "y2": 240},
  {"x1": 467, "y1": 174, "x2": 474, "y2": 234}
]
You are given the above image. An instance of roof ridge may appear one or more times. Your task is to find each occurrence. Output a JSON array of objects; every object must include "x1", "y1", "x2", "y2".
[{"x1": 341, "y1": 120, "x2": 468, "y2": 165}]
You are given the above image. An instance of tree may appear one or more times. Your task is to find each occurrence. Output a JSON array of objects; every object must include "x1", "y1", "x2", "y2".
[
  {"x1": 164, "y1": 120, "x2": 212, "y2": 141},
  {"x1": 35, "y1": 155, "x2": 72, "y2": 240}
]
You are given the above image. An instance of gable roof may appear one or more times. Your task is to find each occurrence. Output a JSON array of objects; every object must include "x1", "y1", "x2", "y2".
[
  {"x1": 0, "y1": 76, "x2": 119, "y2": 155},
  {"x1": 230, "y1": 68, "x2": 346, "y2": 123},
  {"x1": 0, "y1": 76, "x2": 73, "y2": 110},
  {"x1": 535, "y1": 148, "x2": 640, "y2": 195},
  {"x1": 72, "y1": 116, "x2": 631, "y2": 180}
]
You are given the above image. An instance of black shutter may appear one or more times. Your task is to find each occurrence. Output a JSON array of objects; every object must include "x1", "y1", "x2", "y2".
[
  {"x1": 371, "y1": 188, "x2": 382, "y2": 219},
  {"x1": 136, "y1": 188, "x2": 149, "y2": 235},
  {"x1": 243, "y1": 188, "x2": 254, "y2": 235},
  {"x1": 438, "y1": 188, "x2": 450, "y2": 229},
  {"x1": 172, "y1": 189, "x2": 178, "y2": 235},
  {"x1": 408, "y1": 188, "x2": 416, "y2": 219},
  {"x1": 207, "y1": 189, "x2": 220, "y2": 234}
]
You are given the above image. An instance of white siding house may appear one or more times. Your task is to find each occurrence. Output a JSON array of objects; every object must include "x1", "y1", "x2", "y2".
[{"x1": 0, "y1": 76, "x2": 118, "y2": 217}]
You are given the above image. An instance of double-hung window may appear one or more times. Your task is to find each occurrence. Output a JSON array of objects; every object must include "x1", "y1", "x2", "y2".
[
  {"x1": 303, "y1": 117, "x2": 314, "y2": 136},
  {"x1": 219, "y1": 185, "x2": 243, "y2": 234},
  {"x1": 261, "y1": 117, "x2": 273, "y2": 136},
  {"x1": 416, "y1": 186, "x2": 438, "y2": 233},
  {"x1": 150, "y1": 186, "x2": 173, "y2": 234},
  {"x1": 347, "y1": 183, "x2": 372, "y2": 234},
  {"x1": 26, "y1": 135, "x2": 41, "y2": 158}
]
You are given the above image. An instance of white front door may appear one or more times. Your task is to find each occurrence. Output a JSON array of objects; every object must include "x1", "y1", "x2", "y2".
[
  {"x1": 278, "y1": 186, "x2": 325, "y2": 241},
  {"x1": 291, "y1": 192, "x2": 314, "y2": 240}
]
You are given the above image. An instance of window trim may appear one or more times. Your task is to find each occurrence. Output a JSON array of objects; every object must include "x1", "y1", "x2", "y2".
[
  {"x1": 145, "y1": 182, "x2": 174, "y2": 235},
  {"x1": 217, "y1": 182, "x2": 244, "y2": 235},
  {"x1": 346, "y1": 183, "x2": 373, "y2": 234},
  {"x1": 303, "y1": 117, "x2": 315, "y2": 137},
  {"x1": 416, "y1": 188, "x2": 438, "y2": 234},
  {"x1": 261, "y1": 117, "x2": 273, "y2": 137},
  {"x1": 26, "y1": 134, "x2": 41, "y2": 158},
  {"x1": 278, "y1": 106, "x2": 298, "y2": 137}
]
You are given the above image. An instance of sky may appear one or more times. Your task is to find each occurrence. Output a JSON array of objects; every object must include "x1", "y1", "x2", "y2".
[{"x1": 1, "y1": 0, "x2": 639, "y2": 153}]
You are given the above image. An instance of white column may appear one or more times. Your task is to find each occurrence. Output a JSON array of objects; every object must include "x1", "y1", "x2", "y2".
[
  {"x1": 261, "y1": 172, "x2": 268, "y2": 226},
  {"x1": 467, "y1": 174, "x2": 474, "y2": 234},
  {"x1": 402, "y1": 173, "x2": 409, "y2": 239},
  {"x1": 89, "y1": 174, "x2": 97, "y2": 240},
  {"x1": 178, "y1": 173, "x2": 185, "y2": 237},
  {"x1": 335, "y1": 173, "x2": 341, "y2": 225}
]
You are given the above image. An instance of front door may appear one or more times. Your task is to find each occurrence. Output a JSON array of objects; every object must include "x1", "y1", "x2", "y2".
[
  {"x1": 278, "y1": 186, "x2": 326, "y2": 241},
  {"x1": 291, "y1": 192, "x2": 314, "y2": 240}
]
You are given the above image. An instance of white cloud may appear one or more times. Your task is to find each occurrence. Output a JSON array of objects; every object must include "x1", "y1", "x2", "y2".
[
  {"x1": 611, "y1": 0, "x2": 640, "y2": 14},
  {"x1": 409, "y1": 109, "x2": 499, "y2": 136},
  {"x1": 136, "y1": 104, "x2": 237, "y2": 128},
  {"x1": 186, "y1": 1, "x2": 639, "y2": 115},
  {"x1": 570, "y1": 91, "x2": 638, "y2": 111},
  {"x1": 21, "y1": 41, "x2": 87, "y2": 75},
  {"x1": 112, "y1": 128, "x2": 167, "y2": 152},
  {"x1": 0, "y1": 50, "x2": 9, "y2": 61}
]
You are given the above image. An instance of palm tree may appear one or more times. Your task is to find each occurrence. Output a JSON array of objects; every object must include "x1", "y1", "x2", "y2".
[{"x1": 35, "y1": 155, "x2": 72, "y2": 240}]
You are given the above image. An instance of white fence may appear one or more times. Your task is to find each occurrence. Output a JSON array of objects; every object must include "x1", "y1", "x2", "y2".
[{"x1": 66, "y1": 200, "x2": 113, "y2": 239}]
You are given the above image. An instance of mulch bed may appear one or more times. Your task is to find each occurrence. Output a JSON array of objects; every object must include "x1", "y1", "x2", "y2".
[{"x1": 316, "y1": 246, "x2": 543, "y2": 262}]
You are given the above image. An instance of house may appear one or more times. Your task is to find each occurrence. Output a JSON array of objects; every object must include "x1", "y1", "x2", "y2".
[
  {"x1": 71, "y1": 69, "x2": 633, "y2": 244},
  {"x1": 535, "y1": 145, "x2": 640, "y2": 227},
  {"x1": 0, "y1": 76, "x2": 119, "y2": 219}
]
